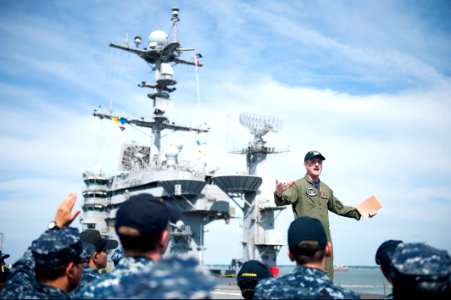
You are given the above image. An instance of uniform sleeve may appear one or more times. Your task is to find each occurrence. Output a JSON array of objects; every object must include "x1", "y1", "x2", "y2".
[
  {"x1": 274, "y1": 184, "x2": 299, "y2": 206},
  {"x1": 327, "y1": 191, "x2": 361, "y2": 220},
  {"x1": 0, "y1": 248, "x2": 38, "y2": 299}
]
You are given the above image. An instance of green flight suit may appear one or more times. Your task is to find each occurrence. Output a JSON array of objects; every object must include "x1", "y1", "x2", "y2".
[{"x1": 274, "y1": 174, "x2": 361, "y2": 280}]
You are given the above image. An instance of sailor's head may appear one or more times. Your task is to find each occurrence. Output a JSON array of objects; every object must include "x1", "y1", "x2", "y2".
[
  {"x1": 390, "y1": 242, "x2": 450, "y2": 295},
  {"x1": 287, "y1": 216, "x2": 331, "y2": 265},
  {"x1": 115, "y1": 193, "x2": 181, "y2": 254}
]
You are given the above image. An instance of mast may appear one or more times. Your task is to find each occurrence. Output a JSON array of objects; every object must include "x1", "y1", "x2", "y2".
[
  {"x1": 97, "y1": 6, "x2": 208, "y2": 166},
  {"x1": 82, "y1": 8, "x2": 233, "y2": 263},
  {"x1": 211, "y1": 112, "x2": 289, "y2": 273}
]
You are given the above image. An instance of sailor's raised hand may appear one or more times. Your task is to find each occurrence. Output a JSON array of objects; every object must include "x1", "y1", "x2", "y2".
[{"x1": 54, "y1": 192, "x2": 80, "y2": 228}]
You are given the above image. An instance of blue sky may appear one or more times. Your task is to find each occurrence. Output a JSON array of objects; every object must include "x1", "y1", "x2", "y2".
[{"x1": 1, "y1": 0, "x2": 450, "y2": 267}]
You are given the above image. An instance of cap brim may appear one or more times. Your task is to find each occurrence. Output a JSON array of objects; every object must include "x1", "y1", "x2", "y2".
[
  {"x1": 105, "y1": 239, "x2": 119, "y2": 250},
  {"x1": 165, "y1": 202, "x2": 181, "y2": 222},
  {"x1": 0, "y1": 254, "x2": 10, "y2": 260}
]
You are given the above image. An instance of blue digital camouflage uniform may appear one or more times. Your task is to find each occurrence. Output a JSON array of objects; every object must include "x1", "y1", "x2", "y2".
[
  {"x1": 390, "y1": 242, "x2": 450, "y2": 295},
  {"x1": 275, "y1": 174, "x2": 361, "y2": 279},
  {"x1": 0, "y1": 227, "x2": 82, "y2": 299},
  {"x1": 253, "y1": 265, "x2": 360, "y2": 299},
  {"x1": 0, "y1": 248, "x2": 38, "y2": 299},
  {"x1": 76, "y1": 256, "x2": 153, "y2": 298},
  {"x1": 68, "y1": 242, "x2": 98, "y2": 297},
  {"x1": 33, "y1": 284, "x2": 71, "y2": 299},
  {"x1": 109, "y1": 255, "x2": 219, "y2": 299},
  {"x1": 69, "y1": 265, "x2": 101, "y2": 297},
  {"x1": 111, "y1": 247, "x2": 124, "y2": 266}
]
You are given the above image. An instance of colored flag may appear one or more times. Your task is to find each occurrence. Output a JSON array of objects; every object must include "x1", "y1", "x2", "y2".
[
  {"x1": 195, "y1": 53, "x2": 203, "y2": 67},
  {"x1": 112, "y1": 116, "x2": 120, "y2": 124},
  {"x1": 196, "y1": 133, "x2": 206, "y2": 146},
  {"x1": 119, "y1": 125, "x2": 126, "y2": 131}
]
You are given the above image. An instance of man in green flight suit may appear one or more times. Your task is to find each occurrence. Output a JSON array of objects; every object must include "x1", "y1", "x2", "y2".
[{"x1": 274, "y1": 150, "x2": 377, "y2": 280}]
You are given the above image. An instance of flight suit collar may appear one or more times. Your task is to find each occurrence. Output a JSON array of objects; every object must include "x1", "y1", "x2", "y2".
[{"x1": 304, "y1": 174, "x2": 320, "y2": 186}]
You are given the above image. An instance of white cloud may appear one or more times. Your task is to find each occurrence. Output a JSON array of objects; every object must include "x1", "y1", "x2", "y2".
[{"x1": 1, "y1": 0, "x2": 450, "y2": 267}]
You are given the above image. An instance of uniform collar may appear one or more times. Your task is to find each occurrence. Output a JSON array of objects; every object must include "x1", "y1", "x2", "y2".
[{"x1": 304, "y1": 174, "x2": 320, "y2": 185}]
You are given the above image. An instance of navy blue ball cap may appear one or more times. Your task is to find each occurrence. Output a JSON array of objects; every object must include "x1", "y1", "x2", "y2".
[
  {"x1": 31, "y1": 227, "x2": 83, "y2": 267},
  {"x1": 288, "y1": 216, "x2": 327, "y2": 254},
  {"x1": 304, "y1": 150, "x2": 326, "y2": 162},
  {"x1": 375, "y1": 239, "x2": 403, "y2": 266},
  {"x1": 115, "y1": 193, "x2": 181, "y2": 236},
  {"x1": 80, "y1": 229, "x2": 118, "y2": 252},
  {"x1": 237, "y1": 260, "x2": 272, "y2": 289}
]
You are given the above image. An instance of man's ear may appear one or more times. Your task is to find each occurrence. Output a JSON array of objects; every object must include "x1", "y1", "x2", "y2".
[
  {"x1": 159, "y1": 229, "x2": 169, "y2": 250},
  {"x1": 92, "y1": 251, "x2": 100, "y2": 263},
  {"x1": 66, "y1": 261, "x2": 76, "y2": 279},
  {"x1": 288, "y1": 249, "x2": 295, "y2": 262},
  {"x1": 325, "y1": 242, "x2": 332, "y2": 258}
]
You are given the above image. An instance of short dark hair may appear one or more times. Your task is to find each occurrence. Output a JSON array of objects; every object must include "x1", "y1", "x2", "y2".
[
  {"x1": 117, "y1": 231, "x2": 163, "y2": 252},
  {"x1": 35, "y1": 262, "x2": 69, "y2": 282},
  {"x1": 292, "y1": 240, "x2": 325, "y2": 265}
]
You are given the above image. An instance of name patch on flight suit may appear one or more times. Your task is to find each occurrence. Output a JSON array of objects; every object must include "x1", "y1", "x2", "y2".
[
  {"x1": 306, "y1": 188, "x2": 317, "y2": 196},
  {"x1": 320, "y1": 191, "x2": 328, "y2": 199}
]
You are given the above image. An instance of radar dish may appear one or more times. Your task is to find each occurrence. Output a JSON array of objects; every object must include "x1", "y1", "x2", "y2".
[
  {"x1": 239, "y1": 112, "x2": 282, "y2": 137},
  {"x1": 119, "y1": 143, "x2": 151, "y2": 171},
  {"x1": 148, "y1": 30, "x2": 168, "y2": 48}
]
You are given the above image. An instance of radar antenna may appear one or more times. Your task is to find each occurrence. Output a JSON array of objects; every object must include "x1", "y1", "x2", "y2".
[
  {"x1": 240, "y1": 112, "x2": 282, "y2": 139},
  {"x1": 233, "y1": 112, "x2": 289, "y2": 175}
]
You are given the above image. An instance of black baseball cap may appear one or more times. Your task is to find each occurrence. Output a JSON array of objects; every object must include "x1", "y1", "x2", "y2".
[
  {"x1": 375, "y1": 239, "x2": 403, "y2": 266},
  {"x1": 80, "y1": 229, "x2": 118, "y2": 252},
  {"x1": 304, "y1": 150, "x2": 326, "y2": 162},
  {"x1": 115, "y1": 193, "x2": 181, "y2": 236},
  {"x1": 0, "y1": 250, "x2": 10, "y2": 261},
  {"x1": 288, "y1": 216, "x2": 327, "y2": 254},
  {"x1": 237, "y1": 260, "x2": 273, "y2": 290}
]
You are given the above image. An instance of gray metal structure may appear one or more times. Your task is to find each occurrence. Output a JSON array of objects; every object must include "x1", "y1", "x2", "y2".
[
  {"x1": 80, "y1": 8, "x2": 287, "y2": 270},
  {"x1": 220, "y1": 112, "x2": 289, "y2": 268}
]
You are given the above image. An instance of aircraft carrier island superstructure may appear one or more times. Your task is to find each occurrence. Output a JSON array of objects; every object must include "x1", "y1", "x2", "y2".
[{"x1": 80, "y1": 7, "x2": 287, "y2": 273}]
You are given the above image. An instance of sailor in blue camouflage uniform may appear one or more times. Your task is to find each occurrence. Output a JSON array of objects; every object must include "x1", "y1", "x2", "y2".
[
  {"x1": 375, "y1": 239, "x2": 403, "y2": 299},
  {"x1": 237, "y1": 259, "x2": 273, "y2": 300},
  {"x1": 77, "y1": 193, "x2": 181, "y2": 298},
  {"x1": 1, "y1": 226, "x2": 85, "y2": 299},
  {"x1": 68, "y1": 242, "x2": 96, "y2": 297},
  {"x1": 69, "y1": 229, "x2": 118, "y2": 297},
  {"x1": 1, "y1": 192, "x2": 85, "y2": 299},
  {"x1": 0, "y1": 250, "x2": 11, "y2": 292},
  {"x1": 107, "y1": 255, "x2": 219, "y2": 299},
  {"x1": 390, "y1": 242, "x2": 450, "y2": 299},
  {"x1": 254, "y1": 216, "x2": 360, "y2": 299}
]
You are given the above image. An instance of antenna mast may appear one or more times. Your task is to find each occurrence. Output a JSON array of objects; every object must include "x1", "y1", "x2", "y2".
[{"x1": 238, "y1": 112, "x2": 288, "y2": 174}]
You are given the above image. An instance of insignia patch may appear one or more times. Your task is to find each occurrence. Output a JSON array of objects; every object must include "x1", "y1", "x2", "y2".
[
  {"x1": 320, "y1": 191, "x2": 328, "y2": 198},
  {"x1": 306, "y1": 188, "x2": 317, "y2": 196}
]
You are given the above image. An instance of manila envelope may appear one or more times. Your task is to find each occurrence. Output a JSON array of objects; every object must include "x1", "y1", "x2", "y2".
[{"x1": 357, "y1": 195, "x2": 383, "y2": 219}]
